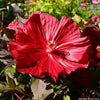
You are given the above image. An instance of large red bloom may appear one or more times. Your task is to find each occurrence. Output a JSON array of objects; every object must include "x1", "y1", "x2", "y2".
[
  {"x1": 81, "y1": 16, "x2": 100, "y2": 67},
  {"x1": 8, "y1": 12, "x2": 90, "y2": 81}
]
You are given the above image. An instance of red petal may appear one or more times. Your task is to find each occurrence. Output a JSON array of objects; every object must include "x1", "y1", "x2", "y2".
[
  {"x1": 16, "y1": 55, "x2": 64, "y2": 81},
  {"x1": 55, "y1": 37, "x2": 90, "y2": 62},
  {"x1": 8, "y1": 23, "x2": 47, "y2": 67},
  {"x1": 7, "y1": 20, "x2": 19, "y2": 30},
  {"x1": 19, "y1": 13, "x2": 46, "y2": 46},
  {"x1": 34, "y1": 11, "x2": 60, "y2": 42},
  {"x1": 52, "y1": 53, "x2": 89, "y2": 75},
  {"x1": 52, "y1": 16, "x2": 80, "y2": 45}
]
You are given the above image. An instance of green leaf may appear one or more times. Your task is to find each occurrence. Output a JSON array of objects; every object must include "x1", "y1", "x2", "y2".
[
  {"x1": 0, "y1": 87, "x2": 13, "y2": 92},
  {"x1": 0, "y1": 82, "x2": 13, "y2": 92},
  {"x1": 98, "y1": 23, "x2": 100, "y2": 28},
  {"x1": 72, "y1": 14, "x2": 81, "y2": 24},
  {"x1": 5, "y1": 66, "x2": 16, "y2": 79},
  {"x1": 64, "y1": 95, "x2": 70, "y2": 100},
  {"x1": 15, "y1": 84, "x2": 25, "y2": 92},
  {"x1": 7, "y1": 74, "x2": 16, "y2": 89}
]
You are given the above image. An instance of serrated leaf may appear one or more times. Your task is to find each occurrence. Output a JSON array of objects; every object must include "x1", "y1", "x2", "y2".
[
  {"x1": 7, "y1": 74, "x2": 16, "y2": 89},
  {"x1": 31, "y1": 79, "x2": 46, "y2": 100}
]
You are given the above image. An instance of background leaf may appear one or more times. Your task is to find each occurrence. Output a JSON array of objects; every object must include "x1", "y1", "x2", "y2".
[
  {"x1": 7, "y1": 74, "x2": 16, "y2": 89},
  {"x1": 40, "y1": 89, "x2": 53, "y2": 100},
  {"x1": 31, "y1": 79, "x2": 46, "y2": 100},
  {"x1": 64, "y1": 95, "x2": 70, "y2": 100}
]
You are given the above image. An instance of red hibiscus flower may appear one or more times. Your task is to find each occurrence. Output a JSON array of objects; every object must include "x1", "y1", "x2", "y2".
[
  {"x1": 82, "y1": 28, "x2": 99, "y2": 67},
  {"x1": 82, "y1": 27, "x2": 100, "y2": 46},
  {"x1": 7, "y1": 20, "x2": 19, "y2": 31},
  {"x1": 81, "y1": 16, "x2": 100, "y2": 67},
  {"x1": 8, "y1": 12, "x2": 90, "y2": 81}
]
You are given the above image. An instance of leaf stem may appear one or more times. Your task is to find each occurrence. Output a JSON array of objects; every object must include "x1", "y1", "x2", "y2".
[
  {"x1": 11, "y1": 94, "x2": 14, "y2": 100},
  {"x1": 15, "y1": 89, "x2": 33, "y2": 98}
]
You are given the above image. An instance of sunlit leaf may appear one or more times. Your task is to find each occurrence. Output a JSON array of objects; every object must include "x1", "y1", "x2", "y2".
[
  {"x1": 65, "y1": 0, "x2": 71, "y2": 5},
  {"x1": 98, "y1": 23, "x2": 100, "y2": 28},
  {"x1": 31, "y1": 78, "x2": 46, "y2": 100},
  {"x1": 40, "y1": 89, "x2": 53, "y2": 100},
  {"x1": 72, "y1": 14, "x2": 81, "y2": 24},
  {"x1": 64, "y1": 95, "x2": 70, "y2": 100},
  {"x1": 5, "y1": 66, "x2": 16, "y2": 78}
]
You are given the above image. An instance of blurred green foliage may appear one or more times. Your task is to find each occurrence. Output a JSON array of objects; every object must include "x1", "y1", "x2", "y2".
[
  {"x1": 26, "y1": 0, "x2": 100, "y2": 20},
  {"x1": 0, "y1": 0, "x2": 100, "y2": 22}
]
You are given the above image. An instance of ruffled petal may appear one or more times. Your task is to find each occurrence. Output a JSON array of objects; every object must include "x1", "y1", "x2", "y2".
[
  {"x1": 55, "y1": 37, "x2": 90, "y2": 62},
  {"x1": 52, "y1": 53, "x2": 89, "y2": 75},
  {"x1": 52, "y1": 16, "x2": 80, "y2": 45},
  {"x1": 8, "y1": 20, "x2": 47, "y2": 67},
  {"x1": 16, "y1": 55, "x2": 64, "y2": 81},
  {"x1": 34, "y1": 11, "x2": 60, "y2": 42},
  {"x1": 7, "y1": 20, "x2": 19, "y2": 30},
  {"x1": 19, "y1": 13, "x2": 46, "y2": 47}
]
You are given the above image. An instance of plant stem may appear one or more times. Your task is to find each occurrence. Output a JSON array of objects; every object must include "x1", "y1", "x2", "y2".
[{"x1": 11, "y1": 94, "x2": 14, "y2": 100}]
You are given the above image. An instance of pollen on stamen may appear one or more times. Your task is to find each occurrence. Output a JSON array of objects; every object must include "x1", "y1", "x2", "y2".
[{"x1": 46, "y1": 41, "x2": 56, "y2": 55}]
